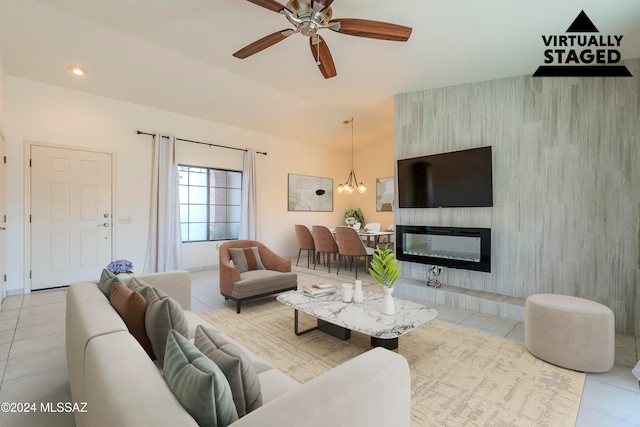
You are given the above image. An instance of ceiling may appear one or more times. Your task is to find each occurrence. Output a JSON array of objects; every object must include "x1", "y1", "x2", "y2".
[{"x1": 1, "y1": 0, "x2": 639, "y2": 151}]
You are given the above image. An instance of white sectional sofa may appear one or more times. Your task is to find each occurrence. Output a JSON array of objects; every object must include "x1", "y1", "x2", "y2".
[{"x1": 66, "y1": 270, "x2": 411, "y2": 427}]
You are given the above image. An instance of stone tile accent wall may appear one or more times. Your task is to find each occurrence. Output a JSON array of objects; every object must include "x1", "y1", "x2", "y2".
[{"x1": 394, "y1": 58, "x2": 640, "y2": 334}]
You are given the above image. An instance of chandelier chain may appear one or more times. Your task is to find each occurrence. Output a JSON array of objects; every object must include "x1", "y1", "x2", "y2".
[{"x1": 337, "y1": 117, "x2": 366, "y2": 195}]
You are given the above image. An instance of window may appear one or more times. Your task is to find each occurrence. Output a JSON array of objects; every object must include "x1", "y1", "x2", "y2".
[{"x1": 178, "y1": 165, "x2": 242, "y2": 242}]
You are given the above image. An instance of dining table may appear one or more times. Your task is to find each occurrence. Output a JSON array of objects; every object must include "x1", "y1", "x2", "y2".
[{"x1": 330, "y1": 228, "x2": 394, "y2": 248}]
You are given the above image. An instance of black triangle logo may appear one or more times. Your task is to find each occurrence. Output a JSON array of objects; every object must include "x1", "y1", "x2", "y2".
[{"x1": 566, "y1": 10, "x2": 599, "y2": 32}]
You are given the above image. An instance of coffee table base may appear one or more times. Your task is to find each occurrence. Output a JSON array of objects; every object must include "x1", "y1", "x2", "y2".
[
  {"x1": 294, "y1": 309, "x2": 398, "y2": 350},
  {"x1": 318, "y1": 319, "x2": 351, "y2": 340},
  {"x1": 371, "y1": 336, "x2": 399, "y2": 351}
]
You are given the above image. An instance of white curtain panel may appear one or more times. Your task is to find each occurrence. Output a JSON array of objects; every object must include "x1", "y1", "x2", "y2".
[
  {"x1": 144, "y1": 134, "x2": 183, "y2": 273},
  {"x1": 238, "y1": 149, "x2": 257, "y2": 240}
]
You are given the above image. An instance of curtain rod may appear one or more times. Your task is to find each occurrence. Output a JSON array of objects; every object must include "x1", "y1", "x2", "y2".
[{"x1": 136, "y1": 131, "x2": 267, "y2": 156}]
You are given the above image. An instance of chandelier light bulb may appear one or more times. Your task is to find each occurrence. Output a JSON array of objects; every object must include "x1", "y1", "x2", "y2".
[{"x1": 357, "y1": 183, "x2": 367, "y2": 194}]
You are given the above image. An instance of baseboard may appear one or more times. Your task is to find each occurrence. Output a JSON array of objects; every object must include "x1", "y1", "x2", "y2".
[
  {"x1": 5, "y1": 288, "x2": 24, "y2": 297},
  {"x1": 184, "y1": 265, "x2": 217, "y2": 272}
]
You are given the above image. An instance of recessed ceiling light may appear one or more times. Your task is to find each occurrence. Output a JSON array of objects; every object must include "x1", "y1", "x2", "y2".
[{"x1": 68, "y1": 65, "x2": 88, "y2": 76}]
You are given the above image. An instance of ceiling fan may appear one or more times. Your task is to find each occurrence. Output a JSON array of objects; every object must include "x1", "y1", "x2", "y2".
[{"x1": 233, "y1": 0, "x2": 412, "y2": 79}]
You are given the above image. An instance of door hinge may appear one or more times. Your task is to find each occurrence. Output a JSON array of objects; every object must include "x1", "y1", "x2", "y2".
[
  {"x1": 30, "y1": 271, "x2": 32, "y2": 279},
  {"x1": 30, "y1": 215, "x2": 32, "y2": 223},
  {"x1": 3, "y1": 156, "x2": 5, "y2": 164},
  {"x1": 2, "y1": 215, "x2": 5, "y2": 222},
  {"x1": 2, "y1": 274, "x2": 5, "y2": 282}
]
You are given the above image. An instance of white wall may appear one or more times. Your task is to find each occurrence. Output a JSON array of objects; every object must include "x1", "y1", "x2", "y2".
[
  {"x1": 5, "y1": 76, "x2": 355, "y2": 294},
  {"x1": 350, "y1": 136, "x2": 395, "y2": 230}
]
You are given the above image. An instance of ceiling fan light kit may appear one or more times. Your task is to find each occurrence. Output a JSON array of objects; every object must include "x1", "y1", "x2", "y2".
[
  {"x1": 336, "y1": 118, "x2": 366, "y2": 196},
  {"x1": 235, "y1": 0, "x2": 412, "y2": 79}
]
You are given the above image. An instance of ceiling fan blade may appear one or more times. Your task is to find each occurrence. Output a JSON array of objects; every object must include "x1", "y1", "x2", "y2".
[
  {"x1": 310, "y1": 35, "x2": 337, "y2": 79},
  {"x1": 329, "y1": 18, "x2": 412, "y2": 42},
  {"x1": 233, "y1": 29, "x2": 295, "y2": 59},
  {"x1": 313, "y1": 0, "x2": 335, "y2": 11},
  {"x1": 245, "y1": 0, "x2": 285, "y2": 13}
]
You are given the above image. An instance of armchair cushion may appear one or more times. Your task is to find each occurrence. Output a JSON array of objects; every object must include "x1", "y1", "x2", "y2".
[
  {"x1": 233, "y1": 270, "x2": 298, "y2": 299},
  {"x1": 228, "y1": 247, "x2": 265, "y2": 273}
]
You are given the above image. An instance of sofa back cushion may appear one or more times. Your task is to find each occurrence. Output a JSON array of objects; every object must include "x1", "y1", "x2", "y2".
[
  {"x1": 228, "y1": 247, "x2": 265, "y2": 273},
  {"x1": 195, "y1": 325, "x2": 262, "y2": 417},
  {"x1": 164, "y1": 330, "x2": 239, "y2": 427},
  {"x1": 110, "y1": 282, "x2": 155, "y2": 359}
]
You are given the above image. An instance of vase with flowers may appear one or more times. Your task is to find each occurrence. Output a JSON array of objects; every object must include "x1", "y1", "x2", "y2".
[
  {"x1": 344, "y1": 208, "x2": 365, "y2": 227},
  {"x1": 106, "y1": 259, "x2": 134, "y2": 275}
]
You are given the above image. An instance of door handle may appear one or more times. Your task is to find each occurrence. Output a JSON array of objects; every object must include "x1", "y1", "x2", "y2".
[{"x1": 98, "y1": 223, "x2": 110, "y2": 227}]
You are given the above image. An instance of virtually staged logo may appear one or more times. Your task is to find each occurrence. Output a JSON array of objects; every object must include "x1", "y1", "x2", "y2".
[{"x1": 533, "y1": 10, "x2": 632, "y2": 77}]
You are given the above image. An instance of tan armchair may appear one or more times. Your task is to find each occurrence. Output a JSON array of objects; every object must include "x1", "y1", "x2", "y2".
[{"x1": 220, "y1": 240, "x2": 297, "y2": 313}]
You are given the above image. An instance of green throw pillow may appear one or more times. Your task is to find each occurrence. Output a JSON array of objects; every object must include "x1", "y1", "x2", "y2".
[
  {"x1": 98, "y1": 269, "x2": 125, "y2": 301},
  {"x1": 128, "y1": 277, "x2": 188, "y2": 365},
  {"x1": 194, "y1": 325, "x2": 262, "y2": 417},
  {"x1": 227, "y1": 247, "x2": 265, "y2": 273},
  {"x1": 164, "y1": 330, "x2": 239, "y2": 427}
]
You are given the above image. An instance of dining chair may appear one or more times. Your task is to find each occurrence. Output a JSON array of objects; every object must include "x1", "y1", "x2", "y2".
[
  {"x1": 294, "y1": 224, "x2": 315, "y2": 268},
  {"x1": 335, "y1": 226, "x2": 374, "y2": 279},
  {"x1": 361, "y1": 222, "x2": 381, "y2": 247},
  {"x1": 312, "y1": 225, "x2": 339, "y2": 273},
  {"x1": 363, "y1": 223, "x2": 381, "y2": 232}
]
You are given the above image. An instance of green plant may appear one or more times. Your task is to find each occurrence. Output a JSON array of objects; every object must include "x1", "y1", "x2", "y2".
[
  {"x1": 368, "y1": 244, "x2": 401, "y2": 288},
  {"x1": 344, "y1": 208, "x2": 365, "y2": 225}
]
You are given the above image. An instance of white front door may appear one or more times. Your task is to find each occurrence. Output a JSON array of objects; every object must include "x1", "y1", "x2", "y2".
[{"x1": 30, "y1": 145, "x2": 113, "y2": 290}]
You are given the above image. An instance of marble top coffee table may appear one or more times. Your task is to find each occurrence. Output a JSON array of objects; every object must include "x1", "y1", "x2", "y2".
[{"x1": 277, "y1": 290, "x2": 438, "y2": 351}]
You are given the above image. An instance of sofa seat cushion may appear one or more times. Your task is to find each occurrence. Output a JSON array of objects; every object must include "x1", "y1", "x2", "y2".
[
  {"x1": 164, "y1": 330, "x2": 238, "y2": 427},
  {"x1": 232, "y1": 271, "x2": 297, "y2": 299},
  {"x1": 256, "y1": 369, "x2": 301, "y2": 404},
  {"x1": 195, "y1": 325, "x2": 262, "y2": 417}
]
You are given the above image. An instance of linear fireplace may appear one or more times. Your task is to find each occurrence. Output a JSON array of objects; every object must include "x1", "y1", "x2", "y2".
[{"x1": 396, "y1": 225, "x2": 491, "y2": 273}]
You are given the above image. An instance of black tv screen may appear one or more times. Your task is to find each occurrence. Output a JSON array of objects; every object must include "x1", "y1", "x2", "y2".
[{"x1": 397, "y1": 146, "x2": 493, "y2": 208}]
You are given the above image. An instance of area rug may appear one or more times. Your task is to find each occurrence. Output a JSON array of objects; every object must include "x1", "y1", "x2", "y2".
[{"x1": 200, "y1": 299, "x2": 585, "y2": 426}]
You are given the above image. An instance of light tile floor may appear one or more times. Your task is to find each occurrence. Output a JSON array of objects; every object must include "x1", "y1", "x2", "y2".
[{"x1": 0, "y1": 264, "x2": 637, "y2": 426}]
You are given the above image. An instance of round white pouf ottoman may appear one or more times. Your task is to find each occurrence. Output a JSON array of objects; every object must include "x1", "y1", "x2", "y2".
[{"x1": 524, "y1": 294, "x2": 614, "y2": 373}]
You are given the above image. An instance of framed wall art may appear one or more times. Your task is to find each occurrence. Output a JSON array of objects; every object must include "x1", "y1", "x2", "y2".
[
  {"x1": 376, "y1": 177, "x2": 394, "y2": 212},
  {"x1": 288, "y1": 174, "x2": 333, "y2": 212}
]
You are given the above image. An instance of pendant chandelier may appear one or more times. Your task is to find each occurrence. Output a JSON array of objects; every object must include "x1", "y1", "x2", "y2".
[{"x1": 336, "y1": 118, "x2": 366, "y2": 195}]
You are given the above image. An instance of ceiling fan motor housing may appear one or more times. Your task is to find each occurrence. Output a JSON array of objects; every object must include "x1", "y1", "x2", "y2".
[{"x1": 285, "y1": 0, "x2": 332, "y2": 37}]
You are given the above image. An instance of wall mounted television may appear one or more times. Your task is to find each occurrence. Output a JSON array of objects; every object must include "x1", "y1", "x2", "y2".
[{"x1": 397, "y1": 146, "x2": 493, "y2": 208}]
